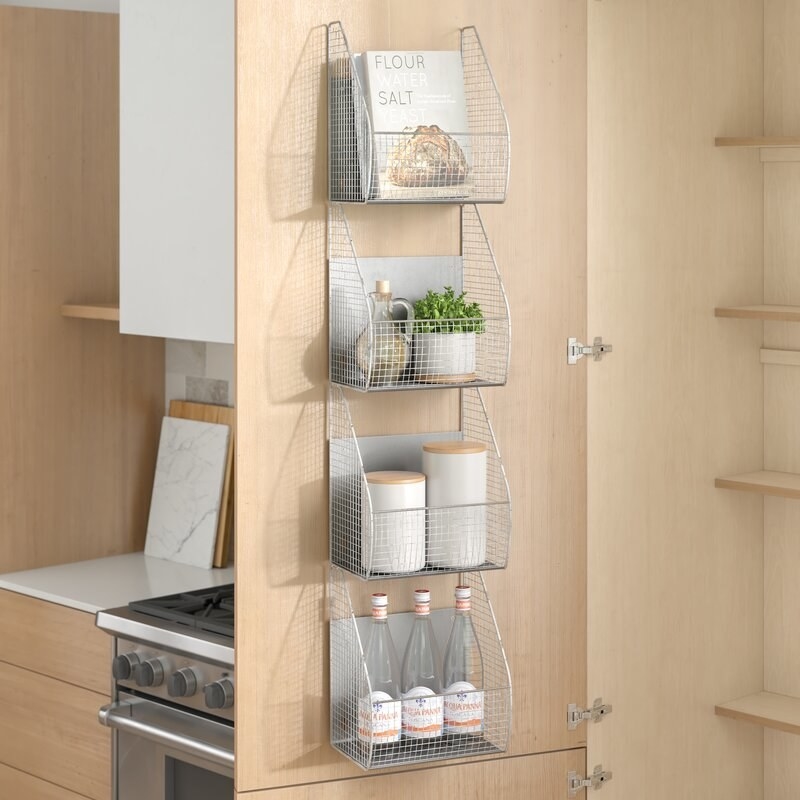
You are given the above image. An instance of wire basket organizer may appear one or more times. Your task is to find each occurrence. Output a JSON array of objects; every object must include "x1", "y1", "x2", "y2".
[
  {"x1": 329, "y1": 566, "x2": 512, "y2": 770},
  {"x1": 329, "y1": 385, "x2": 512, "y2": 580},
  {"x1": 328, "y1": 22, "x2": 510, "y2": 204},
  {"x1": 329, "y1": 203, "x2": 511, "y2": 391}
]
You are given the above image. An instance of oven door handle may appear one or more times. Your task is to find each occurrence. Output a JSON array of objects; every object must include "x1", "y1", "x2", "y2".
[{"x1": 99, "y1": 701, "x2": 234, "y2": 769}]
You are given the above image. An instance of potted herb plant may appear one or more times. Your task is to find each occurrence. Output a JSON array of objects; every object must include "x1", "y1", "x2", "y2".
[{"x1": 412, "y1": 286, "x2": 485, "y2": 382}]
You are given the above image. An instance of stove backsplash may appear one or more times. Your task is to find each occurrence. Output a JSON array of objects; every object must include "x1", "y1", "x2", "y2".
[{"x1": 165, "y1": 340, "x2": 234, "y2": 411}]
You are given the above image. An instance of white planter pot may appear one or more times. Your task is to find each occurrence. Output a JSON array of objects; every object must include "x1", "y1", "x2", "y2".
[{"x1": 414, "y1": 332, "x2": 476, "y2": 383}]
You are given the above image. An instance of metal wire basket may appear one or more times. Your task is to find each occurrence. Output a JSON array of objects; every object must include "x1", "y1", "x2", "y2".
[
  {"x1": 328, "y1": 22, "x2": 510, "y2": 203},
  {"x1": 329, "y1": 385, "x2": 512, "y2": 580},
  {"x1": 329, "y1": 566, "x2": 512, "y2": 770},
  {"x1": 329, "y1": 204, "x2": 511, "y2": 391}
]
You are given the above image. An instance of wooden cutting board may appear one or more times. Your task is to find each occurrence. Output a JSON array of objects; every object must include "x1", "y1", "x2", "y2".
[{"x1": 168, "y1": 400, "x2": 235, "y2": 568}]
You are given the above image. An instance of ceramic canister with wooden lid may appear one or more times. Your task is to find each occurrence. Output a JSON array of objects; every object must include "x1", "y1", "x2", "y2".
[
  {"x1": 362, "y1": 471, "x2": 426, "y2": 574},
  {"x1": 422, "y1": 440, "x2": 488, "y2": 569}
]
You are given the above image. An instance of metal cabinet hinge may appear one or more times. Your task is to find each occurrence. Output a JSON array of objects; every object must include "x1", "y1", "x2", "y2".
[
  {"x1": 568, "y1": 336, "x2": 612, "y2": 365},
  {"x1": 567, "y1": 697, "x2": 612, "y2": 730},
  {"x1": 568, "y1": 765, "x2": 613, "y2": 797}
]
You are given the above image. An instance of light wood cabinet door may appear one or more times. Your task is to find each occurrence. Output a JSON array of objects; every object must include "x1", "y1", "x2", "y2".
[
  {"x1": 0, "y1": 763, "x2": 94, "y2": 800},
  {"x1": 235, "y1": 748, "x2": 585, "y2": 800},
  {"x1": 0, "y1": 594, "x2": 110, "y2": 800},
  {"x1": 235, "y1": 0, "x2": 586, "y2": 793},
  {"x1": 0, "y1": 590, "x2": 109, "y2": 694},
  {"x1": 0, "y1": 662, "x2": 110, "y2": 800}
]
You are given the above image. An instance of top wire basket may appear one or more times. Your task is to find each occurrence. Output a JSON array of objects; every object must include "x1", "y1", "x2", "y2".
[{"x1": 328, "y1": 22, "x2": 510, "y2": 204}]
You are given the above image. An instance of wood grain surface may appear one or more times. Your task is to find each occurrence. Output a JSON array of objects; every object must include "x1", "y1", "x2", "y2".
[
  {"x1": 764, "y1": 4, "x2": 800, "y2": 793},
  {"x1": 0, "y1": 6, "x2": 164, "y2": 573},
  {"x1": 717, "y1": 691, "x2": 800, "y2": 736},
  {"x1": 235, "y1": 748, "x2": 585, "y2": 800},
  {"x1": 588, "y1": 1, "x2": 765, "y2": 799},
  {"x1": 0, "y1": 661, "x2": 109, "y2": 800},
  {"x1": 0, "y1": 763, "x2": 94, "y2": 800},
  {"x1": 0, "y1": 589, "x2": 109, "y2": 695},
  {"x1": 235, "y1": 0, "x2": 586, "y2": 792}
]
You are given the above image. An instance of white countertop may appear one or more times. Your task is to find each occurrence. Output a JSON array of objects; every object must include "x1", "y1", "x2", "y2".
[{"x1": 0, "y1": 552, "x2": 234, "y2": 614}]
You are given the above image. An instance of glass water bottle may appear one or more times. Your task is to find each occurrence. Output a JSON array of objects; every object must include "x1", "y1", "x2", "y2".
[
  {"x1": 358, "y1": 593, "x2": 402, "y2": 745},
  {"x1": 442, "y1": 585, "x2": 484, "y2": 735},
  {"x1": 356, "y1": 280, "x2": 414, "y2": 386},
  {"x1": 400, "y1": 589, "x2": 443, "y2": 739}
]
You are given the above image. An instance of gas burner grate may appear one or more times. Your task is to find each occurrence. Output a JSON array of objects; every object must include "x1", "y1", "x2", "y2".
[{"x1": 129, "y1": 585, "x2": 234, "y2": 638}]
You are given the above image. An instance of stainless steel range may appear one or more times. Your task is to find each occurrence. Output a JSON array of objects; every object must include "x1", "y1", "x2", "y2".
[{"x1": 96, "y1": 585, "x2": 235, "y2": 800}]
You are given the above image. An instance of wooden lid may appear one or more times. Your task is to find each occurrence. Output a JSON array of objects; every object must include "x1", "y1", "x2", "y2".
[
  {"x1": 422, "y1": 440, "x2": 487, "y2": 455},
  {"x1": 365, "y1": 470, "x2": 426, "y2": 485}
]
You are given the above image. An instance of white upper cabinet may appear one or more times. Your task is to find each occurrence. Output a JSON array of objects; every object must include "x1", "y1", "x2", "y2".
[{"x1": 120, "y1": 0, "x2": 234, "y2": 344}]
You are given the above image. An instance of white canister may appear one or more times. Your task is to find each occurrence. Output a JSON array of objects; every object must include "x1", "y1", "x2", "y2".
[
  {"x1": 422, "y1": 441, "x2": 488, "y2": 568},
  {"x1": 362, "y1": 471, "x2": 426, "y2": 574}
]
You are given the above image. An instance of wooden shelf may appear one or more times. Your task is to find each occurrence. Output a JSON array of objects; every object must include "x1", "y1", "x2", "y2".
[
  {"x1": 715, "y1": 304, "x2": 800, "y2": 322},
  {"x1": 716, "y1": 691, "x2": 800, "y2": 736},
  {"x1": 715, "y1": 470, "x2": 800, "y2": 499},
  {"x1": 61, "y1": 303, "x2": 120, "y2": 322},
  {"x1": 761, "y1": 349, "x2": 800, "y2": 367},
  {"x1": 715, "y1": 136, "x2": 800, "y2": 148}
]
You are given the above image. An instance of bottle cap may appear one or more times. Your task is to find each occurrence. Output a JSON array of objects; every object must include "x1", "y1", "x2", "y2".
[
  {"x1": 375, "y1": 280, "x2": 391, "y2": 294},
  {"x1": 455, "y1": 585, "x2": 471, "y2": 611},
  {"x1": 413, "y1": 589, "x2": 431, "y2": 615},
  {"x1": 371, "y1": 593, "x2": 388, "y2": 619}
]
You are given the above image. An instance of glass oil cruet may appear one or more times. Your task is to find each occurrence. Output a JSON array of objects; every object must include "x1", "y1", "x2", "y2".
[{"x1": 356, "y1": 280, "x2": 414, "y2": 386}]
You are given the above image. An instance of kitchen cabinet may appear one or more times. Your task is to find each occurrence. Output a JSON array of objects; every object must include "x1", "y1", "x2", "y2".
[
  {"x1": 0, "y1": 5, "x2": 164, "y2": 575},
  {"x1": 0, "y1": 764, "x2": 92, "y2": 800},
  {"x1": 0, "y1": 590, "x2": 110, "y2": 800},
  {"x1": 229, "y1": 749, "x2": 583, "y2": 800},
  {"x1": 119, "y1": 0, "x2": 234, "y2": 344},
  {"x1": 235, "y1": 0, "x2": 585, "y2": 795},
  {"x1": 706, "y1": 3, "x2": 800, "y2": 792},
  {"x1": 234, "y1": 1, "x2": 777, "y2": 799}
]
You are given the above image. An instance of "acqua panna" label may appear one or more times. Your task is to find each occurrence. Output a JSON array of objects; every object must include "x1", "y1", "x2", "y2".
[
  {"x1": 401, "y1": 686, "x2": 444, "y2": 738},
  {"x1": 357, "y1": 691, "x2": 401, "y2": 744},
  {"x1": 444, "y1": 681, "x2": 484, "y2": 734}
]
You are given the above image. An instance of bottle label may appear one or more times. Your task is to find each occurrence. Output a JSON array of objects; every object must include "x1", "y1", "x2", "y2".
[
  {"x1": 443, "y1": 681, "x2": 484, "y2": 734},
  {"x1": 357, "y1": 691, "x2": 401, "y2": 744},
  {"x1": 402, "y1": 686, "x2": 444, "y2": 738}
]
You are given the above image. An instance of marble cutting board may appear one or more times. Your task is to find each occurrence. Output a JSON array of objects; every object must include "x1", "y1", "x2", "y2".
[{"x1": 144, "y1": 416, "x2": 230, "y2": 569}]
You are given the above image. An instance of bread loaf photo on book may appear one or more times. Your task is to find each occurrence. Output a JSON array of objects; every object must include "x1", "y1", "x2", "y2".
[{"x1": 386, "y1": 124, "x2": 469, "y2": 188}]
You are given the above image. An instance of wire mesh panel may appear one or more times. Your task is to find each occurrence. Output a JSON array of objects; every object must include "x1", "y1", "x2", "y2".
[
  {"x1": 328, "y1": 204, "x2": 510, "y2": 391},
  {"x1": 328, "y1": 22, "x2": 510, "y2": 204},
  {"x1": 329, "y1": 386, "x2": 512, "y2": 580},
  {"x1": 329, "y1": 566, "x2": 512, "y2": 770}
]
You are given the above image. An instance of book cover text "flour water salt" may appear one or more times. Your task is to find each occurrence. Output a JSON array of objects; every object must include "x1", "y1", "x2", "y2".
[{"x1": 361, "y1": 51, "x2": 470, "y2": 199}]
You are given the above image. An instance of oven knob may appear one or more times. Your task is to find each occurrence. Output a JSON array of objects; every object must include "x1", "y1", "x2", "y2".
[
  {"x1": 204, "y1": 678, "x2": 234, "y2": 709},
  {"x1": 112, "y1": 652, "x2": 140, "y2": 680},
  {"x1": 168, "y1": 668, "x2": 198, "y2": 698},
  {"x1": 133, "y1": 658, "x2": 165, "y2": 687}
]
